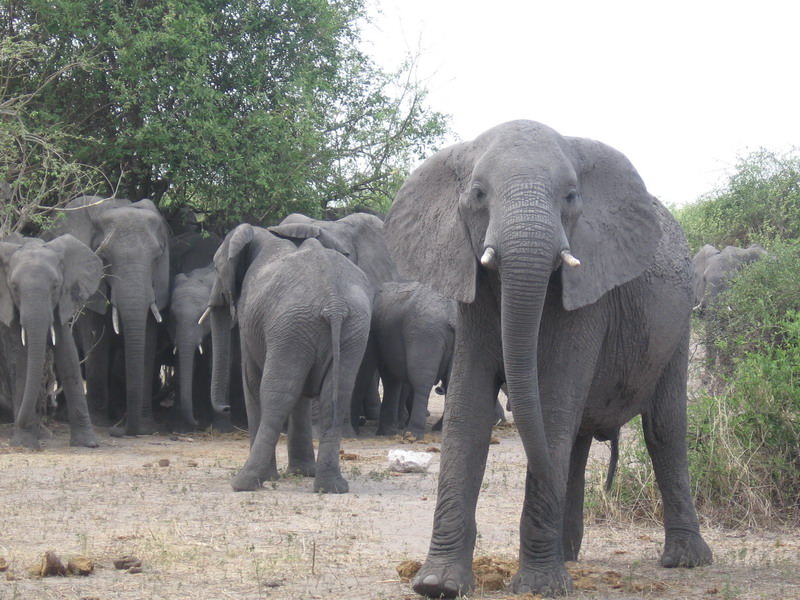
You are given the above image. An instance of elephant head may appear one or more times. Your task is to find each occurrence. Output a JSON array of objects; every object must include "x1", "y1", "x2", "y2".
[
  {"x1": 167, "y1": 265, "x2": 215, "y2": 428},
  {"x1": 0, "y1": 234, "x2": 102, "y2": 447},
  {"x1": 384, "y1": 120, "x2": 661, "y2": 476},
  {"x1": 694, "y1": 243, "x2": 766, "y2": 311},
  {"x1": 52, "y1": 195, "x2": 171, "y2": 434}
]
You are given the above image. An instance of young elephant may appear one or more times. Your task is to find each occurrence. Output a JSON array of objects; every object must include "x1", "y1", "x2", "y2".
[
  {"x1": 207, "y1": 225, "x2": 372, "y2": 493},
  {"x1": 0, "y1": 234, "x2": 103, "y2": 448},
  {"x1": 372, "y1": 280, "x2": 456, "y2": 440}
]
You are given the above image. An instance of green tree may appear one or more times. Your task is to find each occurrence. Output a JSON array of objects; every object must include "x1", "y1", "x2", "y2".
[
  {"x1": 676, "y1": 148, "x2": 800, "y2": 253},
  {"x1": 0, "y1": 33, "x2": 103, "y2": 236},
  {"x1": 1, "y1": 0, "x2": 447, "y2": 231}
]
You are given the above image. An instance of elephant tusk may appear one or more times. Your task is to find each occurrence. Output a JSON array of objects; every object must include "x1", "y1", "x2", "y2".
[
  {"x1": 480, "y1": 246, "x2": 497, "y2": 268},
  {"x1": 150, "y1": 302, "x2": 163, "y2": 323},
  {"x1": 50, "y1": 325, "x2": 57, "y2": 346},
  {"x1": 112, "y1": 305, "x2": 120, "y2": 334},
  {"x1": 21, "y1": 327, "x2": 26, "y2": 347},
  {"x1": 560, "y1": 249, "x2": 581, "y2": 268},
  {"x1": 173, "y1": 346, "x2": 178, "y2": 355},
  {"x1": 198, "y1": 344, "x2": 204, "y2": 355},
  {"x1": 198, "y1": 306, "x2": 212, "y2": 326}
]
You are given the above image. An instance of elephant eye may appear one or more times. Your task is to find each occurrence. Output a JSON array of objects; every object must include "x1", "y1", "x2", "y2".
[
  {"x1": 471, "y1": 184, "x2": 486, "y2": 204},
  {"x1": 565, "y1": 190, "x2": 578, "y2": 203}
]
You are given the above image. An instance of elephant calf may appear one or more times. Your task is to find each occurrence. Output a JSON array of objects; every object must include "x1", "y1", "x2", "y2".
[
  {"x1": 207, "y1": 225, "x2": 372, "y2": 493},
  {"x1": 372, "y1": 280, "x2": 456, "y2": 439}
]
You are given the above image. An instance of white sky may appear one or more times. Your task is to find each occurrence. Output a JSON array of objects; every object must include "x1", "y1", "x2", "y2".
[{"x1": 361, "y1": 0, "x2": 800, "y2": 207}]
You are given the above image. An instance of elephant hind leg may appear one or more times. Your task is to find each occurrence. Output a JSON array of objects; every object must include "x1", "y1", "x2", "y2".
[
  {"x1": 286, "y1": 395, "x2": 315, "y2": 477},
  {"x1": 562, "y1": 434, "x2": 592, "y2": 561},
  {"x1": 642, "y1": 343, "x2": 712, "y2": 568},
  {"x1": 232, "y1": 359, "x2": 310, "y2": 492}
]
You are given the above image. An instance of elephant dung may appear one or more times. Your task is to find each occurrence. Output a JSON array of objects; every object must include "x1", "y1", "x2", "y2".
[
  {"x1": 67, "y1": 556, "x2": 94, "y2": 576},
  {"x1": 31, "y1": 551, "x2": 66, "y2": 577},
  {"x1": 113, "y1": 555, "x2": 143, "y2": 572},
  {"x1": 396, "y1": 559, "x2": 421, "y2": 581}
]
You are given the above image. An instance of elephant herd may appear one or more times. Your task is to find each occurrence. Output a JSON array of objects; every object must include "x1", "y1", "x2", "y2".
[{"x1": 2, "y1": 120, "x2": 722, "y2": 598}]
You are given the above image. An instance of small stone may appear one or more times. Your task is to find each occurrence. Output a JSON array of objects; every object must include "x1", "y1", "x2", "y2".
[{"x1": 158, "y1": 458, "x2": 170, "y2": 467}]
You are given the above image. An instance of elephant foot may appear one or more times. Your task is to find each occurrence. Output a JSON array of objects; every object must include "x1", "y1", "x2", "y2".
[
  {"x1": 10, "y1": 428, "x2": 41, "y2": 450},
  {"x1": 211, "y1": 415, "x2": 234, "y2": 434},
  {"x1": 412, "y1": 559, "x2": 473, "y2": 599},
  {"x1": 70, "y1": 428, "x2": 99, "y2": 448},
  {"x1": 231, "y1": 467, "x2": 279, "y2": 492},
  {"x1": 661, "y1": 530, "x2": 713, "y2": 568},
  {"x1": 313, "y1": 473, "x2": 349, "y2": 494},
  {"x1": 511, "y1": 563, "x2": 574, "y2": 596},
  {"x1": 375, "y1": 425, "x2": 399, "y2": 437},
  {"x1": 110, "y1": 417, "x2": 158, "y2": 438},
  {"x1": 286, "y1": 462, "x2": 316, "y2": 478}
]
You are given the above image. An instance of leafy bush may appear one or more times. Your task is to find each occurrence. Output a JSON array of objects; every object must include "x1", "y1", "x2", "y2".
[{"x1": 676, "y1": 148, "x2": 800, "y2": 253}]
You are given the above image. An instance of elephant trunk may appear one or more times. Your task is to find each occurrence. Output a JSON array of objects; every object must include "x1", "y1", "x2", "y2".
[
  {"x1": 209, "y1": 306, "x2": 232, "y2": 414},
  {"x1": 175, "y1": 337, "x2": 199, "y2": 428},
  {"x1": 15, "y1": 309, "x2": 52, "y2": 442},
  {"x1": 498, "y1": 197, "x2": 557, "y2": 483},
  {"x1": 115, "y1": 282, "x2": 154, "y2": 434}
]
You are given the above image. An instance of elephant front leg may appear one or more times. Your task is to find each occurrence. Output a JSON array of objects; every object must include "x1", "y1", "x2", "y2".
[
  {"x1": 54, "y1": 324, "x2": 98, "y2": 448},
  {"x1": 411, "y1": 375, "x2": 497, "y2": 598},
  {"x1": 512, "y1": 472, "x2": 574, "y2": 596}
]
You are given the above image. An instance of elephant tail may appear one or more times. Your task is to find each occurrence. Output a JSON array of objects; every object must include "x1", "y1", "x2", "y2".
[{"x1": 322, "y1": 299, "x2": 348, "y2": 434}]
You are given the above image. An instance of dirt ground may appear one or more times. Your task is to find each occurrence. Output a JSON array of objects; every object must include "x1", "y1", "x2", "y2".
[{"x1": 0, "y1": 392, "x2": 798, "y2": 600}]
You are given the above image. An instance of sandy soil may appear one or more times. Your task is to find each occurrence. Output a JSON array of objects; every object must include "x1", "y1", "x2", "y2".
[{"x1": 0, "y1": 394, "x2": 797, "y2": 600}]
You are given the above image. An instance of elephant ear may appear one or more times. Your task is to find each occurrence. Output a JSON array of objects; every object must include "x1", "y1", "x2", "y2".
[
  {"x1": 0, "y1": 241, "x2": 21, "y2": 326},
  {"x1": 268, "y1": 222, "x2": 351, "y2": 258},
  {"x1": 130, "y1": 198, "x2": 171, "y2": 310},
  {"x1": 46, "y1": 234, "x2": 104, "y2": 324},
  {"x1": 384, "y1": 141, "x2": 477, "y2": 303},
  {"x1": 561, "y1": 137, "x2": 662, "y2": 310},
  {"x1": 209, "y1": 224, "x2": 254, "y2": 317}
]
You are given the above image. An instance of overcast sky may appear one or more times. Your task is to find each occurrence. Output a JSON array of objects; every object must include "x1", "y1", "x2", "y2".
[{"x1": 361, "y1": 0, "x2": 800, "y2": 207}]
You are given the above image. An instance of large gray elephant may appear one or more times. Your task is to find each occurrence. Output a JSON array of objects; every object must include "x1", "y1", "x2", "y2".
[
  {"x1": 269, "y1": 212, "x2": 399, "y2": 432},
  {"x1": 372, "y1": 280, "x2": 456, "y2": 440},
  {"x1": 692, "y1": 243, "x2": 766, "y2": 311},
  {"x1": 0, "y1": 234, "x2": 102, "y2": 448},
  {"x1": 207, "y1": 225, "x2": 372, "y2": 493},
  {"x1": 384, "y1": 120, "x2": 712, "y2": 597},
  {"x1": 50, "y1": 196, "x2": 171, "y2": 436}
]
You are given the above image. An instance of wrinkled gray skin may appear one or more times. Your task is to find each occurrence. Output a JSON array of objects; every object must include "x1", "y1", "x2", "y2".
[
  {"x1": 384, "y1": 120, "x2": 712, "y2": 598},
  {"x1": 269, "y1": 213, "x2": 398, "y2": 432},
  {"x1": 372, "y1": 280, "x2": 456, "y2": 440},
  {"x1": 0, "y1": 235, "x2": 102, "y2": 448},
  {"x1": 51, "y1": 196, "x2": 171, "y2": 436},
  {"x1": 208, "y1": 225, "x2": 372, "y2": 493},
  {"x1": 692, "y1": 244, "x2": 766, "y2": 310},
  {"x1": 167, "y1": 265, "x2": 219, "y2": 431},
  {"x1": 164, "y1": 232, "x2": 224, "y2": 431}
]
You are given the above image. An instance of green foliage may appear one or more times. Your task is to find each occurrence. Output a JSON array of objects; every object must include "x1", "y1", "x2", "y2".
[
  {"x1": 0, "y1": 33, "x2": 104, "y2": 235},
  {"x1": 676, "y1": 148, "x2": 800, "y2": 253},
  {"x1": 709, "y1": 240, "x2": 800, "y2": 367},
  {"x1": 1, "y1": 0, "x2": 448, "y2": 232}
]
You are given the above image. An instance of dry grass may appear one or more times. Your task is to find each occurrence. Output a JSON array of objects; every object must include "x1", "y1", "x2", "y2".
[{"x1": 0, "y1": 395, "x2": 798, "y2": 600}]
